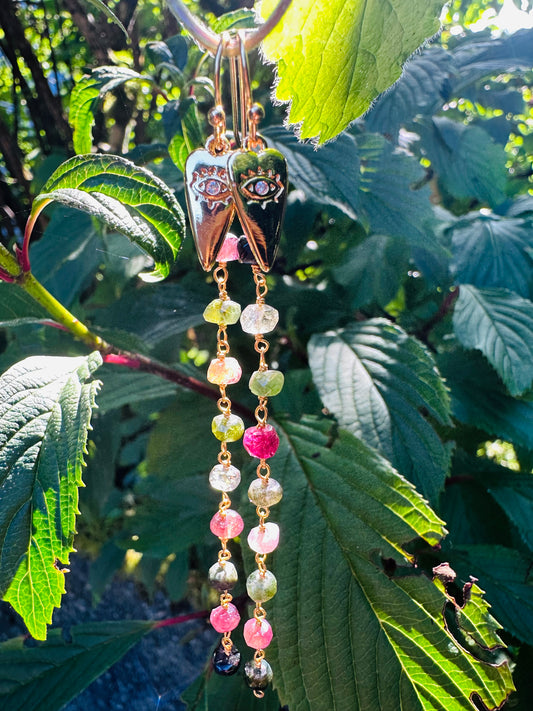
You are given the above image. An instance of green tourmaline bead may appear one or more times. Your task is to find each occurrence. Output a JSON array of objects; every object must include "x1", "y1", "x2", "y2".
[
  {"x1": 248, "y1": 477, "x2": 283, "y2": 507},
  {"x1": 212, "y1": 413, "x2": 245, "y2": 442},
  {"x1": 203, "y1": 298, "x2": 241, "y2": 325},
  {"x1": 246, "y1": 569, "x2": 277, "y2": 603},
  {"x1": 249, "y1": 369, "x2": 284, "y2": 397}
]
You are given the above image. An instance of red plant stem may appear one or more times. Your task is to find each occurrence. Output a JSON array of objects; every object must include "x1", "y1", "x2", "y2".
[
  {"x1": 153, "y1": 610, "x2": 209, "y2": 628},
  {"x1": 102, "y1": 350, "x2": 254, "y2": 420}
]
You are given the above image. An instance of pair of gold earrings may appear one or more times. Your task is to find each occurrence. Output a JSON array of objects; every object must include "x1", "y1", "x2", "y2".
[{"x1": 183, "y1": 34, "x2": 288, "y2": 697}]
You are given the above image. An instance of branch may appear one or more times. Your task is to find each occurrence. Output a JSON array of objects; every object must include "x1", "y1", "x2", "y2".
[{"x1": 416, "y1": 287, "x2": 459, "y2": 344}]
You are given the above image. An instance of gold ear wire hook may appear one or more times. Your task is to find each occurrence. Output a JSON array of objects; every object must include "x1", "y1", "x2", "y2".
[
  {"x1": 213, "y1": 36, "x2": 224, "y2": 108},
  {"x1": 166, "y1": 0, "x2": 292, "y2": 57},
  {"x1": 229, "y1": 51, "x2": 241, "y2": 148},
  {"x1": 238, "y1": 31, "x2": 252, "y2": 147}
]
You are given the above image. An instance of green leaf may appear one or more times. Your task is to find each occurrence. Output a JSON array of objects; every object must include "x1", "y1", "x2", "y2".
[
  {"x1": 355, "y1": 133, "x2": 442, "y2": 253},
  {"x1": 30, "y1": 154, "x2": 185, "y2": 282},
  {"x1": 179, "y1": 97, "x2": 203, "y2": 153},
  {"x1": 473, "y1": 467, "x2": 533, "y2": 553},
  {"x1": 31, "y1": 206, "x2": 101, "y2": 307},
  {"x1": 0, "y1": 283, "x2": 49, "y2": 322},
  {"x1": 69, "y1": 67, "x2": 147, "y2": 154},
  {"x1": 451, "y1": 215, "x2": 533, "y2": 299},
  {"x1": 260, "y1": 0, "x2": 443, "y2": 143},
  {"x1": 0, "y1": 353, "x2": 102, "y2": 639},
  {"x1": 453, "y1": 28, "x2": 533, "y2": 91},
  {"x1": 121, "y1": 393, "x2": 221, "y2": 555},
  {"x1": 168, "y1": 133, "x2": 189, "y2": 173},
  {"x1": 92, "y1": 282, "x2": 205, "y2": 346},
  {"x1": 0, "y1": 620, "x2": 155, "y2": 711},
  {"x1": 447, "y1": 545, "x2": 533, "y2": 644},
  {"x1": 365, "y1": 46, "x2": 454, "y2": 136},
  {"x1": 439, "y1": 451, "x2": 515, "y2": 548},
  {"x1": 210, "y1": 8, "x2": 256, "y2": 33},
  {"x1": 453, "y1": 285, "x2": 533, "y2": 396},
  {"x1": 263, "y1": 126, "x2": 361, "y2": 218},
  {"x1": 263, "y1": 417, "x2": 512, "y2": 710},
  {"x1": 124, "y1": 474, "x2": 216, "y2": 555},
  {"x1": 418, "y1": 118, "x2": 507, "y2": 207},
  {"x1": 83, "y1": 0, "x2": 128, "y2": 37},
  {"x1": 439, "y1": 348, "x2": 533, "y2": 451},
  {"x1": 96, "y1": 367, "x2": 178, "y2": 413},
  {"x1": 308, "y1": 319, "x2": 452, "y2": 503},
  {"x1": 333, "y1": 234, "x2": 409, "y2": 308}
]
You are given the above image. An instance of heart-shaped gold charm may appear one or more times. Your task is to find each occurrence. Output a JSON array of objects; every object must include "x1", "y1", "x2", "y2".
[
  {"x1": 228, "y1": 147, "x2": 288, "y2": 272},
  {"x1": 185, "y1": 148, "x2": 235, "y2": 271}
]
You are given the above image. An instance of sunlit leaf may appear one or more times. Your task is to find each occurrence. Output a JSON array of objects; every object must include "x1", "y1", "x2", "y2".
[
  {"x1": 257, "y1": 416, "x2": 513, "y2": 710},
  {"x1": 69, "y1": 67, "x2": 148, "y2": 154},
  {"x1": 83, "y1": 0, "x2": 128, "y2": 37},
  {"x1": 28, "y1": 155, "x2": 185, "y2": 282},
  {"x1": 260, "y1": 0, "x2": 443, "y2": 142},
  {"x1": 0, "y1": 353, "x2": 102, "y2": 639}
]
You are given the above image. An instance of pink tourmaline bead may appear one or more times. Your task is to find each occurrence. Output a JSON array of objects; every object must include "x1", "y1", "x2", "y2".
[
  {"x1": 207, "y1": 357, "x2": 242, "y2": 385},
  {"x1": 210, "y1": 509, "x2": 244, "y2": 539},
  {"x1": 210, "y1": 603, "x2": 240, "y2": 633},
  {"x1": 243, "y1": 618, "x2": 273, "y2": 649},
  {"x1": 247, "y1": 522, "x2": 280, "y2": 554},
  {"x1": 217, "y1": 234, "x2": 240, "y2": 262},
  {"x1": 243, "y1": 424, "x2": 279, "y2": 459}
]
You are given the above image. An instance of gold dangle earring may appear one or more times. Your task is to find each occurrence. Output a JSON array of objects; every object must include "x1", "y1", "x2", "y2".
[
  {"x1": 228, "y1": 32, "x2": 289, "y2": 698},
  {"x1": 184, "y1": 37, "x2": 244, "y2": 677}
]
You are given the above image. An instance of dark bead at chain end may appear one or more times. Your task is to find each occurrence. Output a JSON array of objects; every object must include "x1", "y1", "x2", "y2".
[
  {"x1": 244, "y1": 659, "x2": 273, "y2": 690},
  {"x1": 213, "y1": 641, "x2": 241, "y2": 676}
]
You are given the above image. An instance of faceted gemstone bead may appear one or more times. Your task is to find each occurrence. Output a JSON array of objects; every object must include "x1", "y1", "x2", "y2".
[
  {"x1": 248, "y1": 477, "x2": 283, "y2": 507},
  {"x1": 210, "y1": 509, "x2": 244, "y2": 539},
  {"x1": 249, "y1": 369, "x2": 284, "y2": 397},
  {"x1": 208, "y1": 561, "x2": 238, "y2": 592},
  {"x1": 212, "y1": 414, "x2": 245, "y2": 442},
  {"x1": 213, "y1": 641, "x2": 241, "y2": 676},
  {"x1": 244, "y1": 659, "x2": 273, "y2": 690},
  {"x1": 247, "y1": 522, "x2": 280, "y2": 554},
  {"x1": 240, "y1": 304, "x2": 279, "y2": 334},
  {"x1": 209, "y1": 463, "x2": 241, "y2": 492},
  {"x1": 243, "y1": 424, "x2": 279, "y2": 458},
  {"x1": 207, "y1": 357, "x2": 242, "y2": 385},
  {"x1": 246, "y1": 569, "x2": 277, "y2": 603},
  {"x1": 203, "y1": 298, "x2": 241, "y2": 325},
  {"x1": 216, "y1": 233, "x2": 240, "y2": 263},
  {"x1": 210, "y1": 603, "x2": 240, "y2": 633},
  {"x1": 243, "y1": 618, "x2": 273, "y2": 649}
]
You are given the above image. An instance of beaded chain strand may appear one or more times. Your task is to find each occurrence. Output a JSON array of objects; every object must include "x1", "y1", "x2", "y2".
[
  {"x1": 203, "y1": 263, "x2": 245, "y2": 674},
  {"x1": 240, "y1": 265, "x2": 285, "y2": 696}
]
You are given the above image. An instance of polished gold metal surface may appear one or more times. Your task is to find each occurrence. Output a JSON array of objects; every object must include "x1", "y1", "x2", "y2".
[
  {"x1": 184, "y1": 148, "x2": 235, "y2": 271},
  {"x1": 228, "y1": 147, "x2": 288, "y2": 272}
]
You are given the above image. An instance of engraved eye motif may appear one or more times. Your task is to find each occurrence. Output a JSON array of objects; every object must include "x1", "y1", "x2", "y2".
[
  {"x1": 239, "y1": 168, "x2": 284, "y2": 208},
  {"x1": 190, "y1": 166, "x2": 232, "y2": 208}
]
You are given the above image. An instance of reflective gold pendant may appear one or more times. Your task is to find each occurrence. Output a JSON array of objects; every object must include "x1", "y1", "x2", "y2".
[
  {"x1": 185, "y1": 147, "x2": 235, "y2": 271},
  {"x1": 228, "y1": 145, "x2": 288, "y2": 272}
]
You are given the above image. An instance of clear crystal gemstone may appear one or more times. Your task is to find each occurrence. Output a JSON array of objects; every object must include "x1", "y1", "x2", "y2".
[{"x1": 240, "y1": 304, "x2": 279, "y2": 334}]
